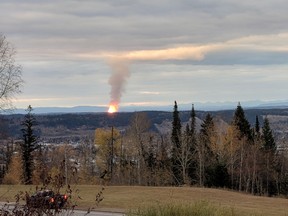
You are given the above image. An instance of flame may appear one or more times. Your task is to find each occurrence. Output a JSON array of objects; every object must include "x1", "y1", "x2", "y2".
[{"x1": 108, "y1": 104, "x2": 118, "y2": 113}]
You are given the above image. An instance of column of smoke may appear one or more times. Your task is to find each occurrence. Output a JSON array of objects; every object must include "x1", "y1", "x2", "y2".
[
  {"x1": 108, "y1": 58, "x2": 130, "y2": 111},
  {"x1": 105, "y1": 36, "x2": 268, "y2": 111},
  {"x1": 106, "y1": 45, "x2": 208, "y2": 111}
]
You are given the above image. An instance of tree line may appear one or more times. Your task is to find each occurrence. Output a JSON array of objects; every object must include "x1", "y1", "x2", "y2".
[
  {"x1": 1, "y1": 101, "x2": 288, "y2": 198},
  {"x1": 170, "y1": 101, "x2": 287, "y2": 196},
  {"x1": 95, "y1": 101, "x2": 288, "y2": 197}
]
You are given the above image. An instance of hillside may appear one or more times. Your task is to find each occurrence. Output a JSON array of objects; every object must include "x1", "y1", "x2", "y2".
[{"x1": 1, "y1": 108, "x2": 288, "y2": 145}]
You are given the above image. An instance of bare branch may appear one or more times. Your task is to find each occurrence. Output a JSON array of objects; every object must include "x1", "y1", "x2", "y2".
[{"x1": 0, "y1": 34, "x2": 23, "y2": 111}]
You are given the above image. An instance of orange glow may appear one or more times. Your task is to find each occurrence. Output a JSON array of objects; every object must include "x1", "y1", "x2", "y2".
[{"x1": 108, "y1": 104, "x2": 118, "y2": 113}]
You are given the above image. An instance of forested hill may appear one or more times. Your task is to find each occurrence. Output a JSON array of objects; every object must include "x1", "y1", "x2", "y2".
[{"x1": 2, "y1": 108, "x2": 288, "y2": 142}]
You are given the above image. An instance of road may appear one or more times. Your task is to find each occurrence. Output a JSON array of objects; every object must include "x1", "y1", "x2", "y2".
[
  {"x1": 0, "y1": 203, "x2": 124, "y2": 216},
  {"x1": 65, "y1": 210, "x2": 124, "y2": 216}
]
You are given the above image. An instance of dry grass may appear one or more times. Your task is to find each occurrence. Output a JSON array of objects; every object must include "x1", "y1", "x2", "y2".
[{"x1": 0, "y1": 185, "x2": 288, "y2": 215}]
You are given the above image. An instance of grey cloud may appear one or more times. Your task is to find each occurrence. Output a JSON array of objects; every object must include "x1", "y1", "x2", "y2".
[
  {"x1": 20, "y1": 59, "x2": 110, "y2": 93},
  {"x1": 126, "y1": 63, "x2": 288, "y2": 103},
  {"x1": 1, "y1": 0, "x2": 288, "y2": 108},
  {"x1": 192, "y1": 50, "x2": 288, "y2": 65},
  {"x1": 2, "y1": 0, "x2": 288, "y2": 54}
]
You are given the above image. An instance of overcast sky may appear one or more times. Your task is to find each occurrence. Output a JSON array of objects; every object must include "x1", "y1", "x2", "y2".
[{"x1": 1, "y1": 0, "x2": 288, "y2": 111}]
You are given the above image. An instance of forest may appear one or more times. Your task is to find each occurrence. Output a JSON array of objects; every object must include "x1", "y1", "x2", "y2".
[{"x1": 1, "y1": 102, "x2": 288, "y2": 198}]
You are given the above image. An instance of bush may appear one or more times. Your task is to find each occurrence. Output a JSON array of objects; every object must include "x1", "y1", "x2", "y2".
[{"x1": 128, "y1": 201, "x2": 239, "y2": 216}]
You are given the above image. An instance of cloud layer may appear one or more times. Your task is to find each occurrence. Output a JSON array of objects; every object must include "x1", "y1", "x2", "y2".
[{"x1": 1, "y1": 0, "x2": 288, "y2": 109}]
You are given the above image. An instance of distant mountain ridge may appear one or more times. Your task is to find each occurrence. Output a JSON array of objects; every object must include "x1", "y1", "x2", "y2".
[
  {"x1": 8, "y1": 100, "x2": 288, "y2": 114},
  {"x1": 9, "y1": 106, "x2": 107, "y2": 114}
]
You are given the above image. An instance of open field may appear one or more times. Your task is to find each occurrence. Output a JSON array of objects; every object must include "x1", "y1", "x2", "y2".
[{"x1": 0, "y1": 185, "x2": 288, "y2": 215}]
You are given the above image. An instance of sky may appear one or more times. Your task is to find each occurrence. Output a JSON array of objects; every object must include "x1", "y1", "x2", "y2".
[{"x1": 1, "y1": 0, "x2": 288, "y2": 111}]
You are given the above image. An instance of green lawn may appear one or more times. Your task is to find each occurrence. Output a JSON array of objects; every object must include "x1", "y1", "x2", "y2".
[{"x1": 0, "y1": 185, "x2": 288, "y2": 215}]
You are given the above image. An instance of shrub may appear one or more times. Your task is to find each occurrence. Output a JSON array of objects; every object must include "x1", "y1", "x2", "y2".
[{"x1": 128, "y1": 201, "x2": 240, "y2": 216}]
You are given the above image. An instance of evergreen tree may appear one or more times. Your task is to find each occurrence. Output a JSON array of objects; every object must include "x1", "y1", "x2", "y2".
[
  {"x1": 255, "y1": 115, "x2": 260, "y2": 135},
  {"x1": 200, "y1": 113, "x2": 214, "y2": 138},
  {"x1": 261, "y1": 116, "x2": 277, "y2": 196},
  {"x1": 198, "y1": 113, "x2": 215, "y2": 186},
  {"x1": 188, "y1": 104, "x2": 197, "y2": 184},
  {"x1": 253, "y1": 115, "x2": 260, "y2": 140},
  {"x1": 190, "y1": 104, "x2": 196, "y2": 136},
  {"x1": 232, "y1": 102, "x2": 252, "y2": 141},
  {"x1": 262, "y1": 117, "x2": 276, "y2": 152},
  {"x1": 171, "y1": 101, "x2": 183, "y2": 185},
  {"x1": 199, "y1": 113, "x2": 230, "y2": 188},
  {"x1": 20, "y1": 105, "x2": 39, "y2": 184},
  {"x1": 171, "y1": 101, "x2": 181, "y2": 149}
]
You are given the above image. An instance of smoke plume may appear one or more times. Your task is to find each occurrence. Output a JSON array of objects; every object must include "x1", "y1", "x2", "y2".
[{"x1": 108, "y1": 58, "x2": 130, "y2": 109}]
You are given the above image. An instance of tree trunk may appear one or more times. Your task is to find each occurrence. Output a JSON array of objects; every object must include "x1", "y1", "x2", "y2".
[{"x1": 239, "y1": 141, "x2": 243, "y2": 191}]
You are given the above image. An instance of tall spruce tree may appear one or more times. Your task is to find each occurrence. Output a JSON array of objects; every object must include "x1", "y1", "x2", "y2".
[
  {"x1": 261, "y1": 116, "x2": 277, "y2": 195},
  {"x1": 188, "y1": 104, "x2": 197, "y2": 184},
  {"x1": 201, "y1": 113, "x2": 229, "y2": 187},
  {"x1": 255, "y1": 115, "x2": 260, "y2": 135},
  {"x1": 20, "y1": 105, "x2": 39, "y2": 184},
  {"x1": 190, "y1": 104, "x2": 196, "y2": 136},
  {"x1": 197, "y1": 113, "x2": 215, "y2": 186},
  {"x1": 171, "y1": 101, "x2": 181, "y2": 148},
  {"x1": 262, "y1": 116, "x2": 276, "y2": 152},
  {"x1": 171, "y1": 101, "x2": 183, "y2": 185},
  {"x1": 255, "y1": 115, "x2": 260, "y2": 137},
  {"x1": 200, "y1": 113, "x2": 214, "y2": 138},
  {"x1": 232, "y1": 102, "x2": 252, "y2": 141}
]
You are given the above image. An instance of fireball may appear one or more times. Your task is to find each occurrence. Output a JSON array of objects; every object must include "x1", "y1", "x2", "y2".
[{"x1": 108, "y1": 104, "x2": 118, "y2": 113}]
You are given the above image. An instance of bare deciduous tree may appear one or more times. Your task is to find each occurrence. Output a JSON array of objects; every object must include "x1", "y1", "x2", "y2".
[
  {"x1": 0, "y1": 34, "x2": 23, "y2": 111},
  {"x1": 127, "y1": 112, "x2": 151, "y2": 185}
]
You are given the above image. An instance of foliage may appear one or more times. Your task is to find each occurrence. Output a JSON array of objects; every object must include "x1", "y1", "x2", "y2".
[
  {"x1": 187, "y1": 104, "x2": 197, "y2": 184},
  {"x1": 254, "y1": 115, "x2": 260, "y2": 137},
  {"x1": 171, "y1": 101, "x2": 183, "y2": 185},
  {"x1": 95, "y1": 127, "x2": 121, "y2": 178},
  {"x1": 262, "y1": 116, "x2": 276, "y2": 152},
  {"x1": 171, "y1": 101, "x2": 182, "y2": 149},
  {"x1": 20, "y1": 105, "x2": 40, "y2": 184},
  {"x1": 2, "y1": 154, "x2": 22, "y2": 184},
  {"x1": 232, "y1": 102, "x2": 252, "y2": 141},
  {"x1": 197, "y1": 113, "x2": 216, "y2": 186}
]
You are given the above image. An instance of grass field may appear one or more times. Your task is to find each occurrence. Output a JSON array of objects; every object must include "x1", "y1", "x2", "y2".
[{"x1": 0, "y1": 185, "x2": 288, "y2": 215}]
